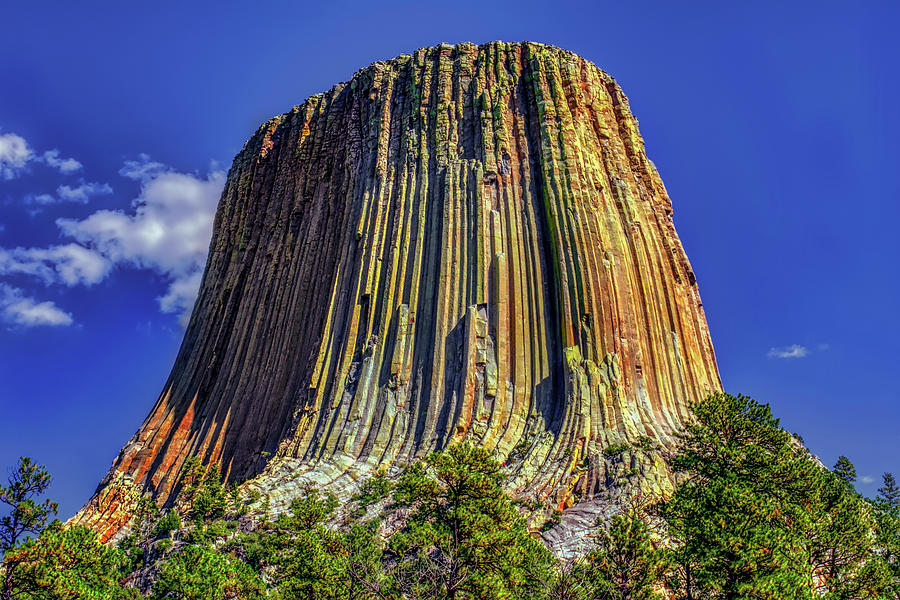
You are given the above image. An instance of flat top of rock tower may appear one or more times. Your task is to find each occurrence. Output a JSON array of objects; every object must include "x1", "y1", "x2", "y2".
[{"x1": 246, "y1": 40, "x2": 625, "y2": 153}]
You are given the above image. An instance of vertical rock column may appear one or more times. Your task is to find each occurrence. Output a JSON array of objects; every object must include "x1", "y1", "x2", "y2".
[{"x1": 74, "y1": 41, "x2": 720, "y2": 540}]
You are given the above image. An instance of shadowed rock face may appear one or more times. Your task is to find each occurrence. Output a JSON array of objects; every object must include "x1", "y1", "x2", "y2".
[{"x1": 74, "y1": 41, "x2": 719, "y2": 543}]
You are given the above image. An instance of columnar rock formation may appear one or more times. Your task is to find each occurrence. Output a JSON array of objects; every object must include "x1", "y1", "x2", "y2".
[{"x1": 75, "y1": 41, "x2": 720, "y2": 542}]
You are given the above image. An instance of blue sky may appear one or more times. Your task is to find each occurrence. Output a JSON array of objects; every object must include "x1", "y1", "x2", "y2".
[{"x1": 1, "y1": 0, "x2": 897, "y2": 518}]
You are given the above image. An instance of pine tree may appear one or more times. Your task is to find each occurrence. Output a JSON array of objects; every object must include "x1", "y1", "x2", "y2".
[
  {"x1": 802, "y1": 462, "x2": 890, "y2": 598},
  {"x1": 658, "y1": 393, "x2": 890, "y2": 599},
  {"x1": 880, "y1": 474, "x2": 900, "y2": 509},
  {"x1": 272, "y1": 488, "x2": 353, "y2": 598},
  {"x1": 390, "y1": 443, "x2": 553, "y2": 600},
  {"x1": 261, "y1": 486, "x2": 391, "y2": 599},
  {"x1": 658, "y1": 393, "x2": 813, "y2": 598},
  {"x1": 547, "y1": 562, "x2": 591, "y2": 600},
  {"x1": 177, "y1": 458, "x2": 227, "y2": 524},
  {"x1": 5, "y1": 523, "x2": 135, "y2": 599},
  {"x1": 152, "y1": 543, "x2": 264, "y2": 600},
  {"x1": 833, "y1": 456, "x2": 858, "y2": 486},
  {"x1": 0, "y1": 458, "x2": 134, "y2": 598},
  {"x1": 575, "y1": 511, "x2": 665, "y2": 600},
  {"x1": 0, "y1": 457, "x2": 57, "y2": 600},
  {"x1": 874, "y1": 473, "x2": 900, "y2": 600},
  {"x1": 116, "y1": 493, "x2": 166, "y2": 575}
]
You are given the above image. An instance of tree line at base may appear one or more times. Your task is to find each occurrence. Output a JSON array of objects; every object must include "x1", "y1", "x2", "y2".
[{"x1": 1, "y1": 392, "x2": 899, "y2": 599}]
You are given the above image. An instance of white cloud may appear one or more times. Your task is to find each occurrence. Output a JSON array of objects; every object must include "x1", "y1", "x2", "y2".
[
  {"x1": 0, "y1": 133, "x2": 33, "y2": 179},
  {"x1": 159, "y1": 271, "x2": 203, "y2": 327},
  {"x1": 58, "y1": 159, "x2": 225, "y2": 324},
  {"x1": 861, "y1": 475, "x2": 876, "y2": 485},
  {"x1": 767, "y1": 344, "x2": 809, "y2": 359},
  {"x1": 26, "y1": 183, "x2": 113, "y2": 205},
  {"x1": 0, "y1": 132, "x2": 84, "y2": 179},
  {"x1": 0, "y1": 283, "x2": 73, "y2": 327},
  {"x1": 0, "y1": 243, "x2": 111, "y2": 286},
  {"x1": 56, "y1": 181, "x2": 113, "y2": 203},
  {"x1": 2, "y1": 154, "x2": 222, "y2": 327},
  {"x1": 40, "y1": 150, "x2": 82, "y2": 174},
  {"x1": 28, "y1": 194, "x2": 57, "y2": 205},
  {"x1": 119, "y1": 154, "x2": 169, "y2": 182}
]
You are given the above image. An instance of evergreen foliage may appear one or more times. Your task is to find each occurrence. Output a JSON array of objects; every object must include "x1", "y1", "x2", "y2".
[
  {"x1": 574, "y1": 511, "x2": 665, "y2": 600},
  {"x1": 151, "y1": 543, "x2": 264, "y2": 600},
  {"x1": 153, "y1": 511, "x2": 181, "y2": 539},
  {"x1": 880, "y1": 474, "x2": 900, "y2": 508},
  {"x1": 875, "y1": 473, "x2": 900, "y2": 599},
  {"x1": 0, "y1": 395, "x2": 897, "y2": 598},
  {"x1": 0, "y1": 457, "x2": 58, "y2": 600},
  {"x1": 4, "y1": 523, "x2": 135, "y2": 599},
  {"x1": 659, "y1": 392, "x2": 889, "y2": 599},
  {"x1": 267, "y1": 487, "x2": 391, "y2": 599},
  {"x1": 390, "y1": 443, "x2": 554, "y2": 599},
  {"x1": 177, "y1": 458, "x2": 227, "y2": 524},
  {"x1": 351, "y1": 471, "x2": 395, "y2": 511},
  {"x1": 803, "y1": 461, "x2": 889, "y2": 598},
  {"x1": 833, "y1": 455, "x2": 858, "y2": 486},
  {"x1": 118, "y1": 494, "x2": 162, "y2": 574}
]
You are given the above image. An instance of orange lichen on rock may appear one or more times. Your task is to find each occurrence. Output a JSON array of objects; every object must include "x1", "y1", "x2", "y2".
[{"x1": 73, "y1": 42, "x2": 720, "y2": 546}]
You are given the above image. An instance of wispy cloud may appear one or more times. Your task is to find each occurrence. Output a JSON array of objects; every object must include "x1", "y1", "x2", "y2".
[
  {"x1": 27, "y1": 194, "x2": 57, "y2": 205},
  {"x1": 767, "y1": 344, "x2": 809, "y2": 359},
  {"x1": 3, "y1": 154, "x2": 222, "y2": 328},
  {"x1": 56, "y1": 181, "x2": 113, "y2": 203},
  {"x1": 0, "y1": 131, "x2": 83, "y2": 179},
  {"x1": 40, "y1": 149, "x2": 82, "y2": 174},
  {"x1": 119, "y1": 154, "x2": 169, "y2": 182},
  {"x1": 26, "y1": 181, "x2": 113, "y2": 205},
  {"x1": 0, "y1": 132, "x2": 33, "y2": 179},
  {"x1": 860, "y1": 475, "x2": 876, "y2": 485},
  {"x1": 0, "y1": 283, "x2": 73, "y2": 327},
  {"x1": 58, "y1": 155, "x2": 224, "y2": 325},
  {"x1": 767, "y1": 342, "x2": 832, "y2": 360},
  {"x1": 0, "y1": 243, "x2": 111, "y2": 286}
]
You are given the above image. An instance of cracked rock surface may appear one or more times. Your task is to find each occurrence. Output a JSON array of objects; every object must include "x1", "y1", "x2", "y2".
[{"x1": 74, "y1": 42, "x2": 720, "y2": 548}]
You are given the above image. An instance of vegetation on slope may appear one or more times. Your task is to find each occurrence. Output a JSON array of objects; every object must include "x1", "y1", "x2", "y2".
[{"x1": 1, "y1": 392, "x2": 899, "y2": 599}]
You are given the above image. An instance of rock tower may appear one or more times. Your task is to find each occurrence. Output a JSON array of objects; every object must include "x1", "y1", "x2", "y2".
[{"x1": 75, "y1": 42, "x2": 720, "y2": 544}]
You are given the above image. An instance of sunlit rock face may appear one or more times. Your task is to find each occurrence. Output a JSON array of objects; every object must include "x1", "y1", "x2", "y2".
[{"x1": 74, "y1": 41, "x2": 720, "y2": 545}]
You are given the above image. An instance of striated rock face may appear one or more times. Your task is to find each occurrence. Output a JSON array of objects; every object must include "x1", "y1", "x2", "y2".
[{"x1": 74, "y1": 41, "x2": 719, "y2": 543}]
